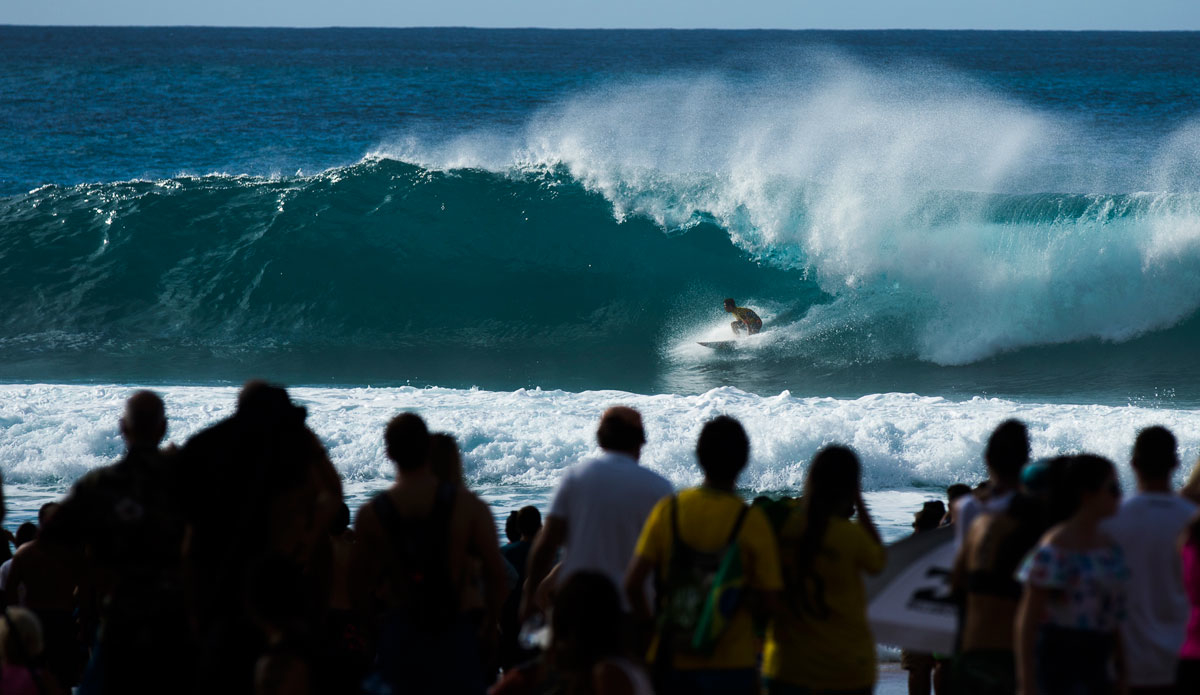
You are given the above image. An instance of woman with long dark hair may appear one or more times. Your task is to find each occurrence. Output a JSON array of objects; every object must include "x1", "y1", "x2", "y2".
[
  {"x1": 762, "y1": 445, "x2": 885, "y2": 695},
  {"x1": 1015, "y1": 454, "x2": 1129, "y2": 695}
]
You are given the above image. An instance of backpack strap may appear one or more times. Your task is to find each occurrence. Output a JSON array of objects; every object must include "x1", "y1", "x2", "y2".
[{"x1": 724, "y1": 504, "x2": 751, "y2": 548}]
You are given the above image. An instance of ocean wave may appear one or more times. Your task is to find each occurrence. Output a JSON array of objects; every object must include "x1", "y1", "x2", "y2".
[{"x1": 3, "y1": 156, "x2": 1200, "y2": 381}]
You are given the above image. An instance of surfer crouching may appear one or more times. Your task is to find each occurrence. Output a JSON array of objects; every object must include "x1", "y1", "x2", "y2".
[{"x1": 724, "y1": 298, "x2": 762, "y2": 336}]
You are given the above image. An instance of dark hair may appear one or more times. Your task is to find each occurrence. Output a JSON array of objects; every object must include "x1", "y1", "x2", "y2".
[
  {"x1": 985, "y1": 420, "x2": 1030, "y2": 482},
  {"x1": 724, "y1": 298, "x2": 736, "y2": 307},
  {"x1": 695, "y1": 415, "x2": 750, "y2": 484},
  {"x1": 1063, "y1": 454, "x2": 1117, "y2": 517},
  {"x1": 14, "y1": 523, "x2": 37, "y2": 547},
  {"x1": 595, "y1": 407, "x2": 645, "y2": 453},
  {"x1": 329, "y1": 502, "x2": 350, "y2": 536},
  {"x1": 236, "y1": 380, "x2": 306, "y2": 426},
  {"x1": 551, "y1": 571, "x2": 622, "y2": 675},
  {"x1": 37, "y1": 503, "x2": 59, "y2": 527},
  {"x1": 429, "y1": 433, "x2": 464, "y2": 486},
  {"x1": 914, "y1": 501, "x2": 946, "y2": 532},
  {"x1": 1132, "y1": 426, "x2": 1178, "y2": 481},
  {"x1": 384, "y1": 413, "x2": 430, "y2": 471},
  {"x1": 792, "y1": 445, "x2": 861, "y2": 618},
  {"x1": 516, "y1": 506, "x2": 542, "y2": 539},
  {"x1": 504, "y1": 511, "x2": 521, "y2": 543},
  {"x1": 946, "y1": 484, "x2": 971, "y2": 503}
]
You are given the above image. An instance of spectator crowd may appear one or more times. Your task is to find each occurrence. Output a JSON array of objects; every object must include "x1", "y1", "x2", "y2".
[{"x1": 0, "y1": 380, "x2": 1198, "y2": 695}]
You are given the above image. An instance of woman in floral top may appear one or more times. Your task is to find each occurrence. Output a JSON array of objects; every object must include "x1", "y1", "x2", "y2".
[{"x1": 1015, "y1": 454, "x2": 1130, "y2": 695}]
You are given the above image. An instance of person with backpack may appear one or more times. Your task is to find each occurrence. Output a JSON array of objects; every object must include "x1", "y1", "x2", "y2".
[
  {"x1": 762, "y1": 445, "x2": 885, "y2": 695},
  {"x1": 624, "y1": 415, "x2": 782, "y2": 695},
  {"x1": 351, "y1": 413, "x2": 509, "y2": 694}
]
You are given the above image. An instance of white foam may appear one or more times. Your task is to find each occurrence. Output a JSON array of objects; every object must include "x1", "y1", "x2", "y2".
[{"x1": 3, "y1": 383, "x2": 1199, "y2": 494}]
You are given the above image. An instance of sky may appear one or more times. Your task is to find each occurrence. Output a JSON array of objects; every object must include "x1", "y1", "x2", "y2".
[{"x1": 4, "y1": 0, "x2": 1200, "y2": 31}]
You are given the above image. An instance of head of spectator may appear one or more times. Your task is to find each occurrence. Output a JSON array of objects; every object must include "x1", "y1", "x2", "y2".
[
  {"x1": 550, "y1": 571, "x2": 623, "y2": 682},
  {"x1": 0, "y1": 607, "x2": 44, "y2": 667},
  {"x1": 695, "y1": 415, "x2": 750, "y2": 491},
  {"x1": 985, "y1": 419, "x2": 1030, "y2": 491},
  {"x1": 13, "y1": 523, "x2": 36, "y2": 549},
  {"x1": 947, "y1": 483, "x2": 971, "y2": 506},
  {"x1": 945, "y1": 483, "x2": 972, "y2": 524},
  {"x1": 516, "y1": 506, "x2": 542, "y2": 541},
  {"x1": 1130, "y1": 425, "x2": 1178, "y2": 492},
  {"x1": 36, "y1": 503, "x2": 59, "y2": 528},
  {"x1": 120, "y1": 390, "x2": 166, "y2": 451},
  {"x1": 504, "y1": 511, "x2": 521, "y2": 543},
  {"x1": 429, "y1": 433, "x2": 464, "y2": 487},
  {"x1": 1063, "y1": 454, "x2": 1121, "y2": 522},
  {"x1": 913, "y1": 501, "x2": 945, "y2": 533},
  {"x1": 595, "y1": 406, "x2": 646, "y2": 460},
  {"x1": 384, "y1": 412, "x2": 431, "y2": 473}
]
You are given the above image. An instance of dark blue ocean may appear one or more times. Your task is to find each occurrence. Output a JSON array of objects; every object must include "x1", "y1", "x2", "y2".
[{"x1": 2, "y1": 27, "x2": 1200, "y2": 532}]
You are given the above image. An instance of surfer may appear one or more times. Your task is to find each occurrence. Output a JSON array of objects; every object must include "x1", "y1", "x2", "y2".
[{"x1": 724, "y1": 298, "x2": 763, "y2": 336}]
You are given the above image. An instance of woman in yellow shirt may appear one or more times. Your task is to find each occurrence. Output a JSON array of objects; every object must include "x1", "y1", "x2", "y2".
[{"x1": 762, "y1": 445, "x2": 886, "y2": 695}]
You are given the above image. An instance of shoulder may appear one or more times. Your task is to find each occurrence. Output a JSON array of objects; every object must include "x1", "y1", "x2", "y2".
[{"x1": 593, "y1": 660, "x2": 636, "y2": 695}]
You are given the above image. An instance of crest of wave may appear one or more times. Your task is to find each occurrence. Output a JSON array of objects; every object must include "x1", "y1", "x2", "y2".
[{"x1": 376, "y1": 53, "x2": 1200, "y2": 365}]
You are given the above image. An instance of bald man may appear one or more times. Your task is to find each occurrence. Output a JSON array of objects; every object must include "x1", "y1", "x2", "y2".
[
  {"x1": 38, "y1": 390, "x2": 191, "y2": 691},
  {"x1": 519, "y1": 407, "x2": 673, "y2": 620}
]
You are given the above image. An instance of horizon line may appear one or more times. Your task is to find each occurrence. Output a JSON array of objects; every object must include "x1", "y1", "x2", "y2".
[{"x1": 3, "y1": 24, "x2": 1199, "y2": 33}]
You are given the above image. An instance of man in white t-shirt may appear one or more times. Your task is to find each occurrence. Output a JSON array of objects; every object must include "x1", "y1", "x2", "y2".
[
  {"x1": 954, "y1": 419, "x2": 1031, "y2": 549},
  {"x1": 1104, "y1": 426, "x2": 1197, "y2": 693},
  {"x1": 519, "y1": 406, "x2": 673, "y2": 618}
]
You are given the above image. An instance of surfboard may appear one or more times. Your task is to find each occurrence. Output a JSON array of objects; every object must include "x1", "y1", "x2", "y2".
[
  {"x1": 697, "y1": 341, "x2": 738, "y2": 350},
  {"x1": 864, "y1": 525, "x2": 957, "y2": 652}
]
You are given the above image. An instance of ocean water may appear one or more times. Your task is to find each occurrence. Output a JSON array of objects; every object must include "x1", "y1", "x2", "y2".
[{"x1": 2, "y1": 27, "x2": 1200, "y2": 537}]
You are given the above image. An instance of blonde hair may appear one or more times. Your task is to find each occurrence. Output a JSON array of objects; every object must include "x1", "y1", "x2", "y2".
[{"x1": 0, "y1": 607, "x2": 44, "y2": 664}]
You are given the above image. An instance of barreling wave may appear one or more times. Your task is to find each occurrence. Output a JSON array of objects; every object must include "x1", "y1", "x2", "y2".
[{"x1": 3, "y1": 151, "x2": 1200, "y2": 390}]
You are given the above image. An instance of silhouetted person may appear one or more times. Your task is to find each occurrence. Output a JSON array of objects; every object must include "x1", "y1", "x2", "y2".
[
  {"x1": 954, "y1": 420, "x2": 1030, "y2": 549},
  {"x1": 626, "y1": 416, "x2": 783, "y2": 695},
  {"x1": 176, "y1": 380, "x2": 343, "y2": 694},
  {"x1": 1016, "y1": 455, "x2": 1129, "y2": 695},
  {"x1": 351, "y1": 413, "x2": 508, "y2": 694},
  {"x1": 500, "y1": 506, "x2": 542, "y2": 670},
  {"x1": 762, "y1": 445, "x2": 884, "y2": 695},
  {"x1": 1104, "y1": 426, "x2": 1197, "y2": 693},
  {"x1": 41, "y1": 389, "x2": 193, "y2": 694},
  {"x1": 8, "y1": 502, "x2": 84, "y2": 688},
  {"x1": 0, "y1": 523, "x2": 38, "y2": 609},
  {"x1": 521, "y1": 407, "x2": 672, "y2": 621}
]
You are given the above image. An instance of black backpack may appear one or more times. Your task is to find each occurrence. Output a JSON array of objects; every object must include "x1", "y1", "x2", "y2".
[{"x1": 372, "y1": 482, "x2": 459, "y2": 628}]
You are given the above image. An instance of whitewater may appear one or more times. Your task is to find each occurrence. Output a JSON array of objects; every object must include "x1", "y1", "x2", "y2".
[{"x1": 3, "y1": 27, "x2": 1200, "y2": 534}]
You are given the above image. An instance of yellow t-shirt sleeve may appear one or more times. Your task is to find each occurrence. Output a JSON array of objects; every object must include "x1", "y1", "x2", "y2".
[
  {"x1": 634, "y1": 495, "x2": 672, "y2": 563},
  {"x1": 743, "y1": 506, "x2": 785, "y2": 591}
]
